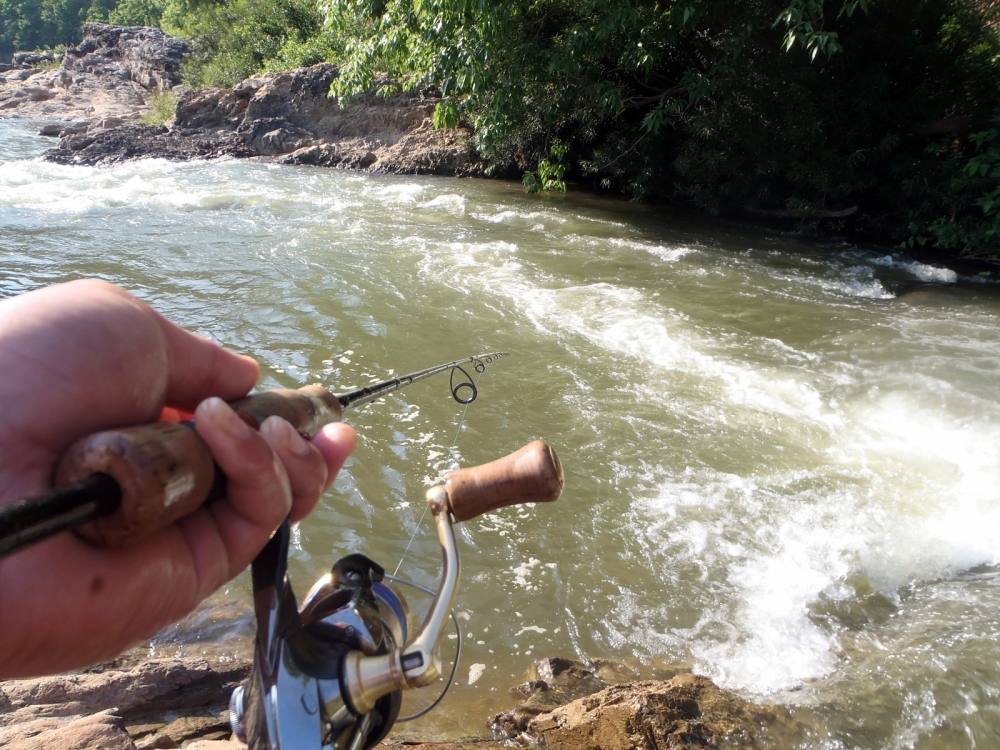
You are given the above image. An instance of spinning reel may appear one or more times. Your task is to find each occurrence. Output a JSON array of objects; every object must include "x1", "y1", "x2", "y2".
[{"x1": 229, "y1": 440, "x2": 564, "y2": 749}]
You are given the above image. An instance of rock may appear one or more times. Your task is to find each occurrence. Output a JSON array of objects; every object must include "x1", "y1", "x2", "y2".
[
  {"x1": 0, "y1": 709, "x2": 135, "y2": 750},
  {"x1": 377, "y1": 743, "x2": 509, "y2": 750},
  {"x1": 132, "y1": 711, "x2": 232, "y2": 748},
  {"x1": 45, "y1": 124, "x2": 256, "y2": 165},
  {"x1": 38, "y1": 123, "x2": 65, "y2": 137},
  {"x1": 0, "y1": 657, "x2": 247, "y2": 728},
  {"x1": 8, "y1": 67, "x2": 42, "y2": 81},
  {"x1": 236, "y1": 116, "x2": 314, "y2": 156},
  {"x1": 12, "y1": 51, "x2": 56, "y2": 67},
  {"x1": 370, "y1": 123, "x2": 478, "y2": 175},
  {"x1": 525, "y1": 674, "x2": 786, "y2": 750},
  {"x1": 62, "y1": 23, "x2": 188, "y2": 91},
  {"x1": 184, "y1": 741, "x2": 242, "y2": 750},
  {"x1": 23, "y1": 86, "x2": 55, "y2": 102},
  {"x1": 0, "y1": 655, "x2": 249, "y2": 748},
  {"x1": 40, "y1": 60, "x2": 482, "y2": 176},
  {"x1": 174, "y1": 88, "x2": 247, "y2": 131},
  {"x1": 492, "y1": 657, "x2": 614, "y2": 738},
  {"x1": 0, "y1": 24, "x2": 188, "y2": 123}
]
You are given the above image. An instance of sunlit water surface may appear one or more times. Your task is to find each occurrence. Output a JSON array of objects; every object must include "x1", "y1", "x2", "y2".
[{"x1": 2, "y1": 119, "x2": 999, "y2": 747}]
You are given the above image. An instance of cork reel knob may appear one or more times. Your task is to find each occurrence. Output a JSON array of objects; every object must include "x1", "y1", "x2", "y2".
[{"x1": 441, "y1": 440, "x2": 563, "y2": 522}]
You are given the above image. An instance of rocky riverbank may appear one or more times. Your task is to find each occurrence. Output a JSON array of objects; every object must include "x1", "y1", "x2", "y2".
[
  {"x1": 0, "y1": 652, "x2": 793, "y2": 749},
  {"x1": 0, "y1": 24, "x2": 185, "y2": 123},
  {"x1": 1, "y1": 23, "x2": 482, "y2": 176}
]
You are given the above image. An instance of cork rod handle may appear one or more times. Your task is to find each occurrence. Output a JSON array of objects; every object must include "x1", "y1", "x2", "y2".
[
  {"x1": 54, "y1": 385, "x2": 343, "y2": 546},
  {"x1": 444, "y1": 440, "x2": 564, "y2": 522}
]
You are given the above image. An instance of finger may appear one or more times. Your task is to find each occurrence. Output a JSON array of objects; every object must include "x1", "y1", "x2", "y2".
[
  {"x1": 312, "y1": 422, "x2": 357, "y2": 492},
  {"x1": 260, "y1": 416, "x2": 328, "y2": 523},
  {"x1": 194, "y1": 397, "x2": 292, "y2": 573},
  {"x1": 156, "y1": 312, "x2": 260, "y2": 409}
]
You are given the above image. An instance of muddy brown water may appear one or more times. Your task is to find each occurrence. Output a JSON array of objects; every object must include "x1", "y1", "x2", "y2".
[{"x1": 2, "y1": 119, "x2": 1000, "y2": 747}]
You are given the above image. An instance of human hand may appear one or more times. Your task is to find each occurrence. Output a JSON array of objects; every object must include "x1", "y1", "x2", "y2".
[{"x1": 0, "y1": 279, "x2": 356, "y2": 678}]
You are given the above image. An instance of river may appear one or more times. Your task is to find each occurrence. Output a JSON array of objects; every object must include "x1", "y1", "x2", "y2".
[{"x1": 2, "y1": 118, "x2": 999, "y2": 747}]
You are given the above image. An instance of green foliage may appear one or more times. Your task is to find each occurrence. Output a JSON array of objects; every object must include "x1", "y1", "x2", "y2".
[
  {"x1": 322, "y1": 0, "x2": 999, "y2": 255},
  {"x1": 2, "y1": 0, "x2": 89, "y2": 59},
  {"x1": 108, "y1": 0, "x2": 165, "y2": 26},
  {"x1": 163, "y1": 0, "x2": 329, "y2": 86},
  {"x1": 433, "y1": 100, "x2": 459, "y2": 130},
  {"x1": 524, "y1": 144, "x2": 568, "y2": 193},
  {"x1": 2, "y1": 0, "x2": 997, "y2": 257},
  {"x1": 904, "y1": 117, "x2": 1000, "y2": 258},
  {"x1": 139, "y1": 87, "x2": 177, "y2": 124}
]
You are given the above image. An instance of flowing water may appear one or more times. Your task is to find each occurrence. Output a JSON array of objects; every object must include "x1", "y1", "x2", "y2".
[{"x1": 2, "y1": 118, "x2": 999, "y2": 747}]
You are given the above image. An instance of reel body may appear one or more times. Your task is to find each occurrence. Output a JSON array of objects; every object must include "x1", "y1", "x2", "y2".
[
  {"x1": 230, "y1": 527, "x2": 408, "y2": 750},
  {"x1": 229, "y1": 440, "x2": 564, "y2": 750}
]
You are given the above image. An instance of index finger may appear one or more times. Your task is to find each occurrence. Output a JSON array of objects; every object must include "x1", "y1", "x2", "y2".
[{"x1": 154, "y1": 311, "x2": 261, "y2": 409}]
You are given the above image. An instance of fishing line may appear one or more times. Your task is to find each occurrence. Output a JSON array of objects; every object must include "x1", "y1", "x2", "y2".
[{"x1": 391, "y1": 358, "x2": 491, "y2": 578}]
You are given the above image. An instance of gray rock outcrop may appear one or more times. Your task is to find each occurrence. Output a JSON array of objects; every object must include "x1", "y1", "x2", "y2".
[
  {"x1": 0, "y1": 657, "x2": 247, "y2": 749},
  {"x1": 0, "y1": 23, "x2": 187, "y2": 124},
  {"x1": 62, "y1": 23, "x2": 188, "y2": 91},
  {"x1": 45, "y1": 62, "x2": 483, "y2": 176}
]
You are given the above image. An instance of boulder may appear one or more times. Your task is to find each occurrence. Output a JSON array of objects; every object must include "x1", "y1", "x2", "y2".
[
  {"x1": 62, "y1": 23, "x2": 188, "y2": 91},
  {"x1": 45, "y1": 124, "x2": 256, "y2": 165},
  {"x1": 0, "y1": 24, "x2": 189, "y2": 123},
  {"x1": 526, "y1": 674, "x2": 786, "y2": 750},
  {"x1": 12, "y1": 51, "x2": 56, "y2": 67},
  {"x1": 236, "y1": 116, "x2": 314, "y2": 156},
  {"x1": 0, "y1": 709, "x2": 135, "y2": 750},
  {"x1": 175, "y1": 88, "x2": 248, "y2": 131}
]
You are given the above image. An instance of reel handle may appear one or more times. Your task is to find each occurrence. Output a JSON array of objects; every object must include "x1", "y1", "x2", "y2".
[{"x1": 443, "y1": 440, "x2": 564, "y2": 522}]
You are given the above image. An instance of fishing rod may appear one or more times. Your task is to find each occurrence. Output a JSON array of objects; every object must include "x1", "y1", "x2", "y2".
[{"x1": 0, "y1": 352, "x2": 508, "y2": 557}]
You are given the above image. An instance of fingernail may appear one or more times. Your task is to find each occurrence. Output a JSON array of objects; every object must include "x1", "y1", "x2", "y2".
[{"x1": 201, "y1": 397, "x2": 252, "y2": 440}]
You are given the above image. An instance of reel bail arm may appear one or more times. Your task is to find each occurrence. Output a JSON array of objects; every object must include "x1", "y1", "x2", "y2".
[{"x1": 342, "y1": 441, "x2": 563, "y2": 715}]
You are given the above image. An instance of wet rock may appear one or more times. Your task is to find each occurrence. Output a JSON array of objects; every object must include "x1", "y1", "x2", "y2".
[
  {"x1": 493, "y1": 657, "x2": 615, "y2": 738},
  {"x1": 369, "y1": 123, "x2": 477, "y2": 176},
  {"x1": 279, "y1": 140, "x2": 378, "y2": 169},
  {"x1": 526, "y1": 674, "x2": 785, "y2": 750},
  {"x1": 45, "y1": 124, "x2": 256, "y2": 165},
  {"x1": 236, "y1": 116, "x2": 314, "y2": 156}
]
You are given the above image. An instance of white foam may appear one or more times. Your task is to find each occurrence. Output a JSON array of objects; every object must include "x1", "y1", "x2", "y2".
[
  {"x1": 873, "y1": 255, "x2": 958, "y2": 283},
  {"x1": 608, "y1": 237, "x2": 696, "y2": 263},
  {"x1": 630, "y1": 383, "x2": 1000, "y2": 696},
  {"x1": 471, "y1": 208, "x2": 567, "y2": 226},
  {"x1": 374, "y1": 182, "x2": 426, "y2": 203},
  {"x1": 419, "y1": 193, "x2": 467, "y2": 214}
]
